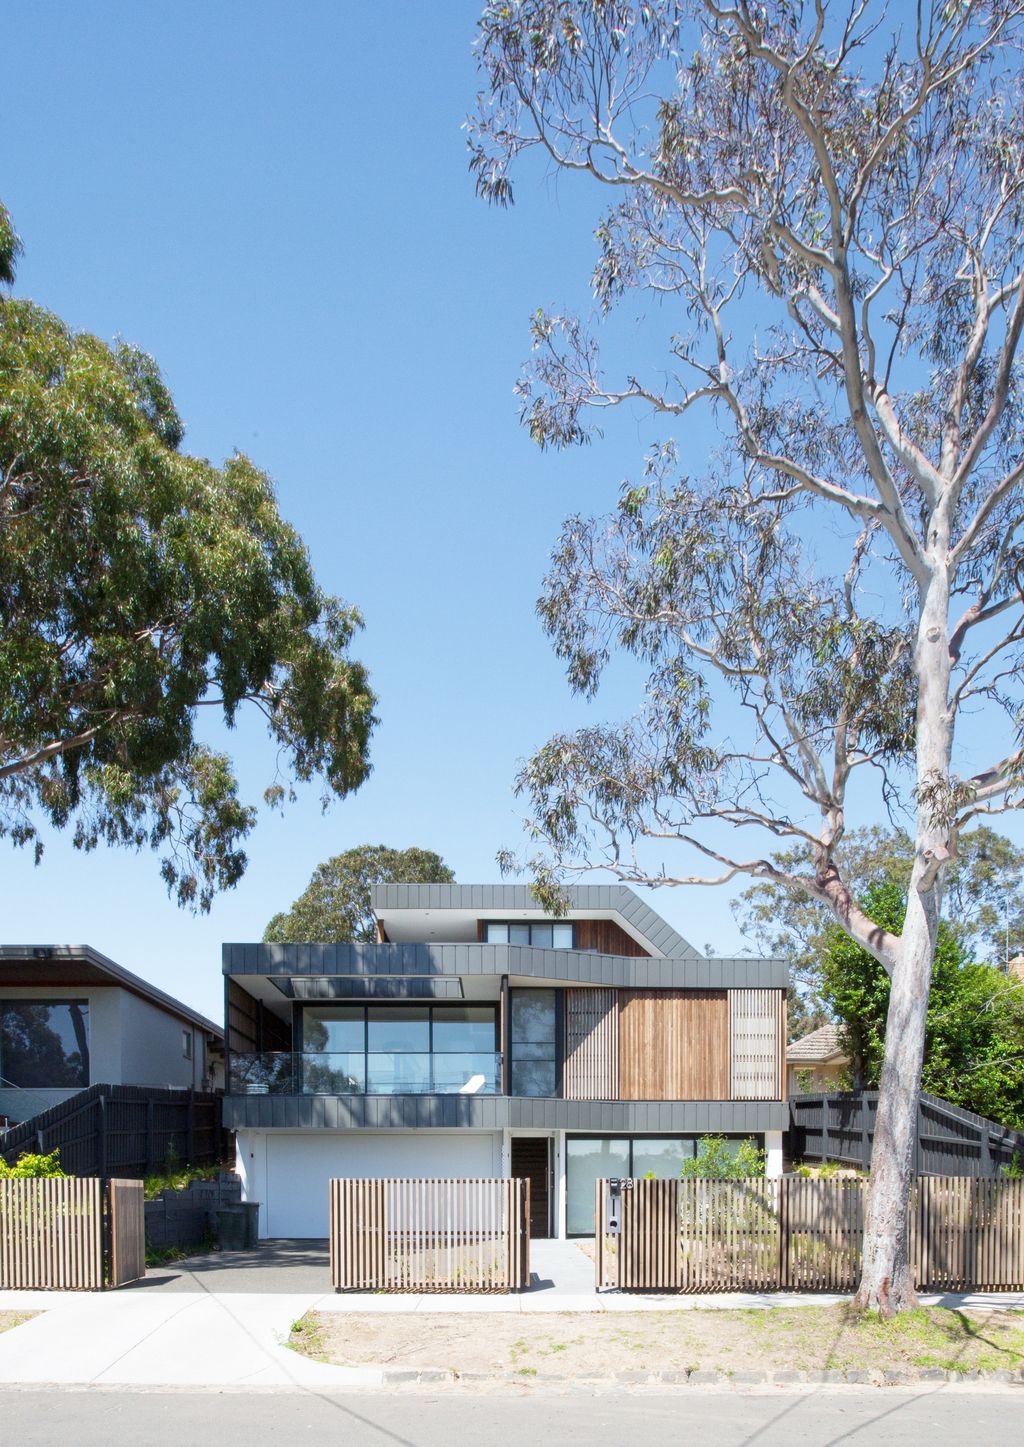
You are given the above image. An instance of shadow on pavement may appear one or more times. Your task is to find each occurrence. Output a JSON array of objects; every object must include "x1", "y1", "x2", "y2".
[{"x1": 125, "y1": 1238, "x2": 331, "y2": 1294}]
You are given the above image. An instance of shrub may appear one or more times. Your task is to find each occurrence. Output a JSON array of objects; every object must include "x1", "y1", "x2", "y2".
[
  {"x1": 679, "y1": 1135, "x2": 766, "y2": 1179},
  {"x1": 0, "y1": 1148, "x2": 67, "y2": 1178}
]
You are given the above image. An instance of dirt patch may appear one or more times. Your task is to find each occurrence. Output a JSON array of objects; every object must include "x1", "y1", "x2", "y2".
[
  {"x1": 0, "y1": 1311, "x2": 38, "y2": 1335},
  {"x1": 290, "y1": 1305, "x2": 1024, "y2": 1378}
]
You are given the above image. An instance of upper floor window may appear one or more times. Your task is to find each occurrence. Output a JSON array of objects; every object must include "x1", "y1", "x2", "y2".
[
  {"x1": 485, "y1": 922, "x2": 574, "y2": 948},
  {"x1": 0, "y1": 1000, "x2": 90, "y2": 1089}
]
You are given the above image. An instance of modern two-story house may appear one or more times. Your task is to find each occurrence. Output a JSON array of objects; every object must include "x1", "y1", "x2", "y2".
[{"x1": 223, "y1": 885, "x2": 788, "y2": 1238}]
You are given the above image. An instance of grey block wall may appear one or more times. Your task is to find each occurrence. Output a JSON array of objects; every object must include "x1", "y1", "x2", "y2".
[{"x1": 144, "y1": 1172, "x2": 242, "y2": 1251}]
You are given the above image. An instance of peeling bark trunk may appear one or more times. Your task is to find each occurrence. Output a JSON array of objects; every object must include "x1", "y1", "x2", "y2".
[{"x1": 854, "y1": 562, "x2": 951, "y2": 1316}]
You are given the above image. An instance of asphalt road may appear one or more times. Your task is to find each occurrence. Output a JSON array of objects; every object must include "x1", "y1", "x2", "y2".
[{"x1": 1, "y1": 1386, "x2": 1021, "y2": 1445}]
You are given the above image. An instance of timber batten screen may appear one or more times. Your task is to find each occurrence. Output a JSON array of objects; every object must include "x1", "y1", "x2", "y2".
[
  {"x1": 0, "y1": 1177, "x2": 145, "y2": 1290},
  {"x1": 329, "y1": 1177, "x2": 531, "y2": 1293},
  {"x1": 594, "y1": 1176, "x2": 1024, "y2": 1292},
  {"x1": 728, "y1": 989, "x2": 786, "y2": 1100},
  {"x1": 564, "y1": 988, "x2": 618, "y2": 1100}
]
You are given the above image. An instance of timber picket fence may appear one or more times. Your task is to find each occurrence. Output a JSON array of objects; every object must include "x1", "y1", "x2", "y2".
[
  {"x1": 595, "y1": 1176, "x2": 1024, "y2": 1292},
  {"x1": 329, "y1": 1177, "x2": 531, "y2": 1293},
  {"x1": 0, "y1": 1177, "x2": 145, "y2": 1290}
]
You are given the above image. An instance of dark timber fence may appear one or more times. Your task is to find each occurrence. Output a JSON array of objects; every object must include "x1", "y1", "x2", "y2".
[
  {"x1": 788, "y1": 1090, "x2": 1024, "y2": 1175},
  {"x1": 0, "y1": 1085, "x2": 231, "y2": 1178},
  {"x1": 595, "y1": 1176, "x2": 1024, "y2": 1292}
]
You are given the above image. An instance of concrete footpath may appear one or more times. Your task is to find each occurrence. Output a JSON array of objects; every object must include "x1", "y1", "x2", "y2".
[{"x1": 0, "y1": 1238, "x2": 1021, "y2": 1391}]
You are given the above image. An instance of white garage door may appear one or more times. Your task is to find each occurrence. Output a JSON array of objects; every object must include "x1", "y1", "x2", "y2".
[{"x1": 264, "y1": 1132, "x2": 502, "y2": 1237}]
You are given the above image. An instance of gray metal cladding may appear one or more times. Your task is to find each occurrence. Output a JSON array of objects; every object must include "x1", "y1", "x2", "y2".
[
  {"x1": 222, "y1": 1093, "x2": 789, "y2": 1133},
  {"x1": 368, "y1": 883, "x2": 701, "y2": 959},
  {"x1": 221, "y1": 940, "x2": 786, "y2": 990}
]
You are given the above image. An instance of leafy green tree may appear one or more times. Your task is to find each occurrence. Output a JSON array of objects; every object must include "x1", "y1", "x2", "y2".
[
  {"x1": 0, "y1": 203, "x2": 376, "y2": 909},
  {"x1": 820, "y1": 880, "x2": 1024, "y2": 1128},
  {"x1": 472, "y1": 1, "x2": 1024, "y2": 1312},
  {"x1": 264, "y1": 844, "x2": 455, "y2": 943},
  {"x1": 737, "y1": 826, "x2": 1024, "y2": 1032}
]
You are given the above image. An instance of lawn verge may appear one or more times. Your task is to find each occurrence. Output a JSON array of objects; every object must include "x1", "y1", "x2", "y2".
[{"x1": 288, "y1": 1304, "x2": 1024, "y2": 1385}]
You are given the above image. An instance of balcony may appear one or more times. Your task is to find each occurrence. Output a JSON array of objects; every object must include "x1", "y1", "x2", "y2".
[{"x1": 228, "y1": 1050, "x2": 501, "y2": 1097}]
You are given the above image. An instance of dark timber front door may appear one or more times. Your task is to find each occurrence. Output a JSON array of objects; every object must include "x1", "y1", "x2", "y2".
[{"x1": 511, "y1": 1137, "x2": 550, "y2": 1238}]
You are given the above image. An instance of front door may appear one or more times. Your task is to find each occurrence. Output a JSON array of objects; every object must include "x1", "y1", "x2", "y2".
[{"x1": 511, "y1": 1137, "x2": 550, "y2": 1238}]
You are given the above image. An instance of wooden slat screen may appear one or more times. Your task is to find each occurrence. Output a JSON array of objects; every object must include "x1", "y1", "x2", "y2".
[
  {"x1": 594, "y1": 1176, "x2": 1024, "y2": 1292},
  {"x1": 0, "y1": 1177, "x2": 104, "y2": 1290},
  {"x1": 329, "y1": 1177, "x2": 531, "y2": 1293},
  {"x1": 729, "y1": 989, "x2": 786, "y2": 1099},
  {"x1": 564, "y1": 988, "x2": 619, "y2": 1100},
  {"x1": 618, "y1": 989, "x2": 729, "y2": 1100}
]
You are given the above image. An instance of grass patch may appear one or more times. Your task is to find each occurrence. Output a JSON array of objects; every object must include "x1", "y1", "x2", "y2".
[
  {"x1": 0, "y1": 1311, "x2": 38, "y2": 1335},
  {"x1": 288, "y1": 1304, "x2": 1024, "y2": 1379},
  {"x1": 287, "y1": 1312, "x2": 328, "y2": 1360}
]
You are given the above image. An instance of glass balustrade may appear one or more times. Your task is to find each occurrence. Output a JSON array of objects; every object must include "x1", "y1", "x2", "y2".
[{"x1": 229, "y1": 1050, "x2": 500, "y2": 1097}]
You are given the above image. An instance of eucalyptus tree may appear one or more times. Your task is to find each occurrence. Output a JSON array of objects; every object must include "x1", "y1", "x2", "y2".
[
  {"x1": 0, "y1": 202, "x2": 376, "y2": 909},
  {"x1": 471, "y1": 2, "x2": 1024, "y2": 1312}
]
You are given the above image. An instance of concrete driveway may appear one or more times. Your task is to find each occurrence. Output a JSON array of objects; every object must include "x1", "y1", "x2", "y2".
[{"x1": 132, "y1": 1238, "x2": 332, "y2": 1294}]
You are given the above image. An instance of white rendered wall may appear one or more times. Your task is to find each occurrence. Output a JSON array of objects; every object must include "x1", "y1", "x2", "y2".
[
  {"x1": 765, "y1": 1130, "x2": 784, "y2": 1178},
  {"x1": 118, "y1": 991, "x2": 202, "y2": 1090},
  {"x1": 238, "y1": 1130, "x2": 504, "y2": 1238}
]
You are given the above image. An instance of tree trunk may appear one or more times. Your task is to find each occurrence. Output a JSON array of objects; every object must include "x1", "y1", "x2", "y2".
[
  {"x1": 852, "y1": 915, "x2": 933, "y2": 1313},
  {"x1": 853, "y1": 559, "x2": 951, "y2": 1316}
]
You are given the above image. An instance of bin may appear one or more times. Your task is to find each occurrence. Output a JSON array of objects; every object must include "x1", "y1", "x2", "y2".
[{"x1": 216, "y1": 1202, "x2": 260, "y2": 1250}]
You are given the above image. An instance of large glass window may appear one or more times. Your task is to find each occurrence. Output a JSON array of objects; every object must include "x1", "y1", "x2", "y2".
[
  {"x1": 565, "y1": 1137, "x2": 753, "y2": 1234},
  {"x1": 293, "y1": 1004, "x2": 498, "y2": 1096},
  {"x1": 431, "y1": 1007, "x2": 496, "y2": 1053},
  {"x1": 485, "y1": 922, "x2": 574, "y2": 948},
  {"x1": 510, "y1": 989, "x2": 557, "y2": 1097},
  {"x1": 566, "y1": 1137, "x2": 630, "y2": 1235},
  {"x1": 0, "y1": 1000, "x2": 90, "y2": 1088},
  {"x1": 301, "y1": 1007, "x2": 364, "y2": 1053},
  {"x1": 631, "y1": 1138, "x2": 696, "y2": 1180},
  {"x1": 366, "y1": 1006, "x2": 429, "y2": 1053}
]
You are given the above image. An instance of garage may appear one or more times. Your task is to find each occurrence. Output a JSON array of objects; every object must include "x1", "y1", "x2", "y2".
[{"x1": 253, "y1": 1130, "x2": 504, "y2": 1237}]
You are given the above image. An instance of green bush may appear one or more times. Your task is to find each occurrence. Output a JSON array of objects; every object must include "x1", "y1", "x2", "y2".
[
  {"x1": 0, "y1": 1148, "x2": 67, "y2": 1178},
  {"x1": 679, "y1": 1135, "x2": 766, "y2": 1179}
]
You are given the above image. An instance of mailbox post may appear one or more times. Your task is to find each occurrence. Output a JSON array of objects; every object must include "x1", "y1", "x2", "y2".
[{"x1": 606, "y1": 1177, "x2": 634, "y2": 1235}]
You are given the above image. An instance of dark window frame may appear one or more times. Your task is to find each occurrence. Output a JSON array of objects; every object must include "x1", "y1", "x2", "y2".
[{"x1": 297, "y1": 1003, "x2": 499, "y2": 1055}]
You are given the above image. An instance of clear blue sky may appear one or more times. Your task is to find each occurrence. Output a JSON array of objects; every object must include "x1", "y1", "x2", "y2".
[{"x1": 5, "y1": 3, "x2": 1019, "y2": 1022}]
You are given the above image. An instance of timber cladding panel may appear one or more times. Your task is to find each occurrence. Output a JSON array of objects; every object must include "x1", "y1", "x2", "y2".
[
  {"x1": 564, "y1": 988, "x2": 619, "y2": 1100},
  {"x1": 618, "y1": 989, "x2": 729, "y2": 1100},
  {"x1": 572, "y1": 919, "x2": 650, "y2": 957},
  {"x1": 728, "y1": 988, "x2": 786, "y2": 1100}
]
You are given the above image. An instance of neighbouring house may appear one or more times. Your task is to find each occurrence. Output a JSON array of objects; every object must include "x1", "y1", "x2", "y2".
[
  {"x1": 786, "y1": 1024, "x2": 849, "y2": 1095},
  {"x1": 223, "y1": 884, "x2": 788, "y2": 1238},
  {"x1": 0, "y1": 944, "x2": 224, "y2": 1126}
]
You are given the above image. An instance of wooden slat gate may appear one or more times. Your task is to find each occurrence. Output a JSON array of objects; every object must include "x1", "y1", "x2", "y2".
[
  {"x1": 595, "y1": 1176, "x2": 1024, "y2": 1292},
  {"x1": 330, "y1": 1177, "x2": 531, "y2": 1292},
  {"x1": 0, "y1": 1177, "x2": 146, "y2": 1290}
]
